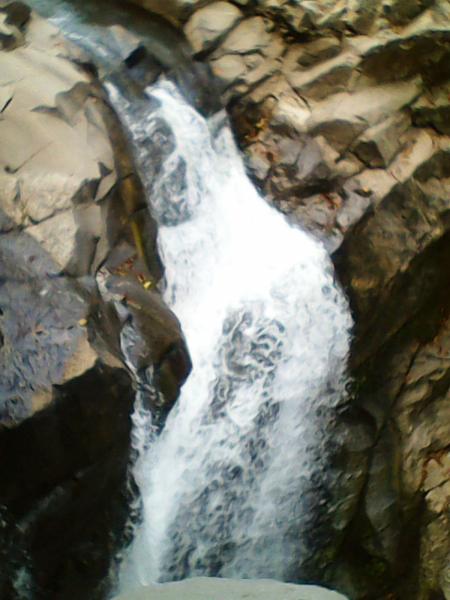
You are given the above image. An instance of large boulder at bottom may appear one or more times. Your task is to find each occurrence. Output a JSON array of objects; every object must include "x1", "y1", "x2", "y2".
[{"x1": 114, "y1": 577, "x2": 349, "y2": 600}]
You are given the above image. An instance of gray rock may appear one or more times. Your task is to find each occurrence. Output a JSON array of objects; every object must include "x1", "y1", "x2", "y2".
[
  {"x1": 352, "y1": 113, "x2": 410, "y2": 168},
  {"x1": 113, "y1": 577, "x2": 349, "y2": 600},
  {"x1": 0, "y1": 8, "x2": 190, "y2": 599}
]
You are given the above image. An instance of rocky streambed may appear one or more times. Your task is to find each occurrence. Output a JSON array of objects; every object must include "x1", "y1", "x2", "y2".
[{"x1": 0, "y1": 1, "x2": 449, "y2": 599}]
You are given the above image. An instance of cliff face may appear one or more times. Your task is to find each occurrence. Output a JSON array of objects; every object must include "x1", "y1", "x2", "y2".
[
  {"x1": 1, "y1": 0, "x2": 449, "y2": 598},
  {"x1": 0, "y1": 5, "x2": 190, "y2": 598},
  {"x1": 126, "y1": 0, "x2": 450, "y2": 598}
]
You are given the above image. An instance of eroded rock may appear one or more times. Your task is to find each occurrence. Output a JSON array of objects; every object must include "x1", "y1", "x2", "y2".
[{"x1": 0, "y1": 8, "x2": 190, "y2": 599}]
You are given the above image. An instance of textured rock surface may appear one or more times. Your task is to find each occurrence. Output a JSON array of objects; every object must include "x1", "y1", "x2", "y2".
[
  {"x1": 0, "y1": 6, "x2": 190, "y2": 599},
  {"x1": 2, "y1": 0, "x2": 449, "y2": 598},
  {"x1": 113, "y1": 577, "x2": 349, "y2": 600}
]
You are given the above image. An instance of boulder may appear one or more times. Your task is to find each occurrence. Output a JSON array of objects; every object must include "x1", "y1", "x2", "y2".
[{"x1": 113, "y1": 577, "x2": 349, "y2": 600}]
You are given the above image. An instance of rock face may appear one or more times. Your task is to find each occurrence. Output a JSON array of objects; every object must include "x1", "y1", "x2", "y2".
[
  {"x1": 2, "y1": 0, "x2": 449, "y2": 598},
  {"x1": 0, "y1": 5, "x2": 190, "y2": 599},
  {"x1": 130, "y1": 0, "x2": 450, "y2": 598},
  {"x1": 113, "y1": 577, "x2": 349, "y2": 600}
]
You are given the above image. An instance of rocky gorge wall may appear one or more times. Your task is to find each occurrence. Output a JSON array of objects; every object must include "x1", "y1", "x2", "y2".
[
  {"x1": 0, "y1": 4, "x2": 190, "y2": 598},
  {"x1": 0, "y1": 0, "x2": 449, "y2": 599},
  {"x1": 126, "y1": 0, "x2": 450, "y2": 598}
]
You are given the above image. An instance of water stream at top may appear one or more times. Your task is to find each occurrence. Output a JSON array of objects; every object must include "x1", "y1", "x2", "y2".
[{"x1": 108, "y1": 81, "x2": 352, "y2": 591}]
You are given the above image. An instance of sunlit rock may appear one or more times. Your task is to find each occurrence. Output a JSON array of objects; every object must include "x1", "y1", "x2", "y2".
[{"x1": 114, "y1": 577, "x2": 350, "y2": 600}]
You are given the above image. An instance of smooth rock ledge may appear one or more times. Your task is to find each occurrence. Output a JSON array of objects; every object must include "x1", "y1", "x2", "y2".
[{"x1": 114, "y1": 577, "x2": 349, "y2": 600}]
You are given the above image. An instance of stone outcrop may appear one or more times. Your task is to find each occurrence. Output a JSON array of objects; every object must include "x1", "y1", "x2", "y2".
[
  {"x1": 2, "y1": 0, "x2": 449, "y2": 598},
  {"x1": 112, "y1": 577, "x2": 349, "y2": 600},
  {"x1": 137, "y1": 0, "x2": 450, "y2": 598},
  {"x1": 0, "y1": 5, "x2": 190, "y2": 599}
]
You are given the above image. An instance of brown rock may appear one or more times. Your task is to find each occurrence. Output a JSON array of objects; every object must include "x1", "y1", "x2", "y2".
[
  {"x1": 184, "y1": 1, "x2": 242, "y2": 53},
  {"x1": 352, "y1": 113, "x2": 410, "y2": 168},
  {"x1": 411, "y1": 82, "x2": 450, "y2": 135}
]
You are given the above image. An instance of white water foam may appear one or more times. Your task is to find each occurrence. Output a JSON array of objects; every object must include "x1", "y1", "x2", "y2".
[{"x1": 110, "y1": 81, "x2": 352, "y2": 590}]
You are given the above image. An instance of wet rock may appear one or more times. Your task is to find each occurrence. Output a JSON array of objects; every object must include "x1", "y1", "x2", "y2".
[
  {"x1": 165, "y1": 0, "x2": 450, "y2": 596},
  {"x1": 0, "y1": 8, "x2": 190, "y2": 599}
]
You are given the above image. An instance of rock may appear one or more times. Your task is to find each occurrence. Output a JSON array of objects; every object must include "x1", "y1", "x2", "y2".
[
  {"x1": 184, "y1": 1, "x2": 242, "y2": 54},
  {"x1": 286, "y1": 52, "x2": 359, "y2": 101},
  {"x1": 113, "y1": 577, "x2": 350, "y2": 600},
  {"x1": 210, "y1": 52, "x2": 247, "y2": 85},
  {"x1": 214, "y1": 16, "x2": 272, "y2": 55},
  {"x1": 382, "y1": 0, "x2": 434, "y2": 25},
  {"x1": 2, "y1": 1, "x2": 31, "y2": 30},
  {"x1": 127, "y1": 0, "x2": 209, "y2": 24},
  {"x1": 0, "y1": 8, "x2": 190, "y2": 599},
  {"x1": 411, "y1": 82, "x2": 450, "y2": 135},
  {"x1": 345, "y1": 0, "x2": 382, "y2": 34},
  {"x1": 108, "y1": 24, "x2": 143, "y2": 61},
  {"x1": 308, "y1": 80, "x2": 421, "y2": 147},
  {"x1": 352, "y1": 113, "x2": 410, "y2": 168},
  {"x1": 283, "y1": 38, "x2": 342, "y2": 71},
  {"x1": 6, "y1": 0, "x2": 450, "y2": 597}
]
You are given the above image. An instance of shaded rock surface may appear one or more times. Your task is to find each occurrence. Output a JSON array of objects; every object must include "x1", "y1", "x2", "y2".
[
  {"x1": 113, "y1": 577, "x2": 349, "y2": 600},
  {"x1": 0, "y1": 6, "x2": 190, "y2": 599}
]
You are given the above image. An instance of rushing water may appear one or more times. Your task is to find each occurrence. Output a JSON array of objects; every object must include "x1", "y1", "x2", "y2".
[
  {"x1": 108, "y1": 81, "x2": 352, "y2": 590},
  {"x1": 22, "y1": 0, "x2": 349, "y2": 592}
]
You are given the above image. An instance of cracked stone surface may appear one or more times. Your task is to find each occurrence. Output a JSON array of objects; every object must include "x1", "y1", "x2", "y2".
[
  {"x1": 0, "y1": 6, "x2": 190, "y2": 599},
  {"x1": 1, "y1": 0, "x2": 449, "y2": 598}
]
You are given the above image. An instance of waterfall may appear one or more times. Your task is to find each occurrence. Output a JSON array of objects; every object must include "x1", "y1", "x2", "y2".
[{"x1": 108, "y1": 81, "x2": 352, "y2": 591}]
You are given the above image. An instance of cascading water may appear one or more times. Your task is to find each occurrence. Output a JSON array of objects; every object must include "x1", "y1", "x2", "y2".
[{"x1": 108, "y1": 81, "x2": 352, "y2": 591}]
